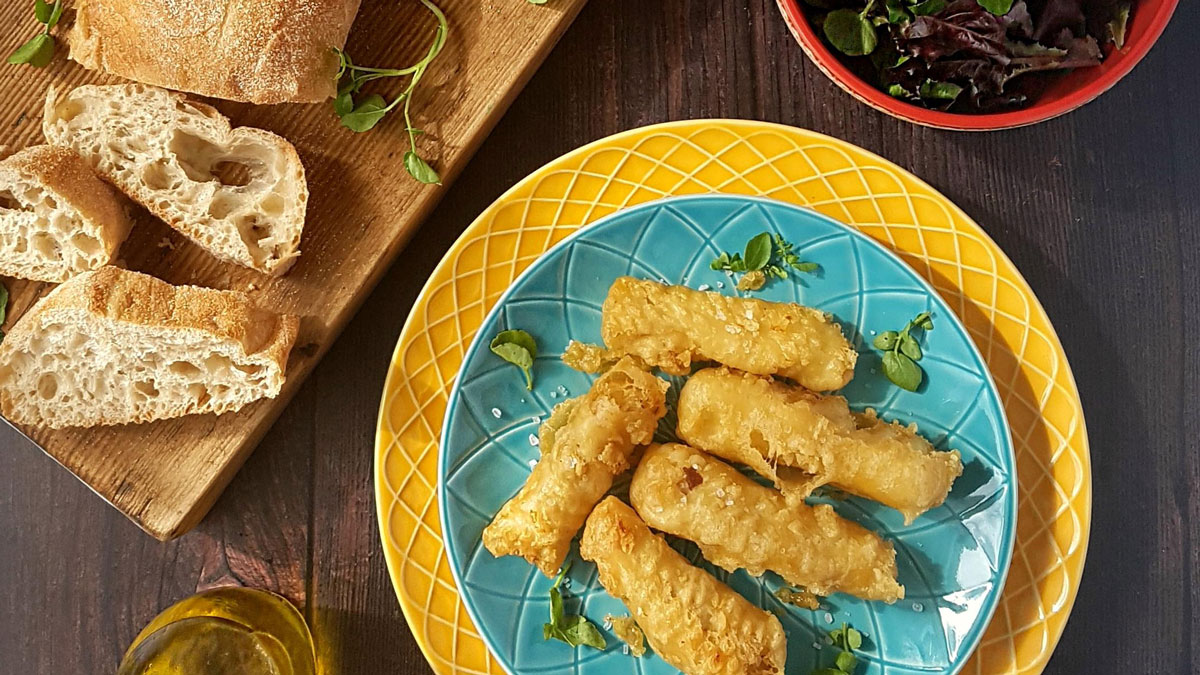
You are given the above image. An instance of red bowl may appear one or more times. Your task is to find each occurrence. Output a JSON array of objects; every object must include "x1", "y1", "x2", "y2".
[{"x1": 777, "y1": 0, "x2": 1179, "y2": 130}]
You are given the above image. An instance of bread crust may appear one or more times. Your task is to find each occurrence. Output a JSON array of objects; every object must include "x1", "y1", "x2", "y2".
[
  {"x1": 68, "y1": 0, "x2": 362, "y2": 104},
  {"x1": 0, "y1": 146, "x2": 130, "y2": 282},
  {"x1": 0, "y1": 267, "x2": 299, "y2": 428}
]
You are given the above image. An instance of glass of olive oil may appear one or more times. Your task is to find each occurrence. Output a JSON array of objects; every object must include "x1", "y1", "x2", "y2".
[{"x1": 117, "y1": 587, "x2": 316, "y2": 675}]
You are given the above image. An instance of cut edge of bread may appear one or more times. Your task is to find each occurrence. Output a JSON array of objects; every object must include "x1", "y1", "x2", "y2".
[
  {"x1": 0, "y1": 267, "x2": 299, "y2": 429},
  {"x1": 42, "y1": 84, "x2": 308, "y2": 276},
  {"x1": 0, "y1": 145, "x2": 131, "y2": 283}
]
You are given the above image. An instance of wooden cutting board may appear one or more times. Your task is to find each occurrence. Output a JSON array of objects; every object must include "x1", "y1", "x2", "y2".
[{"x1": 0, "y1": 0, "x2": 586, "y2": 540}]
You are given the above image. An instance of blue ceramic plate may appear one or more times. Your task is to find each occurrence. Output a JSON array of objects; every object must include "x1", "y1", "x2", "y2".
[{"x1": 439, "y1": 195, "x2": 1016, "y2": 675}]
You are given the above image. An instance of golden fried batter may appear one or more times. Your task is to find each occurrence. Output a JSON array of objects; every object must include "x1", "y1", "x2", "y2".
[
  {"x1": 600, "y1": 277, "x2": 857, "y2": 391},
  {"x1": 630, "y1": 443, "x2": 903, "y2": 602},
  {"x1": 482, "y1": 358, "x2": 669, "y2": 576},
  {"x1": 580, "y1": 497, "x2": 788, "y2": 675},
  {"x1": 676, "y1": 368, "x2": 962, "y2": 523}
]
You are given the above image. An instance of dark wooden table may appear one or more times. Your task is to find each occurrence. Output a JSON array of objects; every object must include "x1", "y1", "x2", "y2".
[{"x1": 2, "y1": 1, "x2": 1197, "y2": 673}]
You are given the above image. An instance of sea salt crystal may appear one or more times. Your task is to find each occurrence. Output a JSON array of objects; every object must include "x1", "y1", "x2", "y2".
[
  {"x1": 913, "y1": 602, "x2": 924, "y2": 612},
  {"x1": 812, "y1": 641, "x2": 822, "y2": 650},
  {"x1": 531, "y1": 416, "x2": 541, "y2": 424},
  {"x1": 557, "y1": 385, "x2": 568, "y2": 395},
  {"x1": 725, "y1": 499, "x2": 734, "y2": 506},
  {"x1": 716, "y1": 281, "x2": 725, "y2": 289},
  {"x1": 528, "y1": 459, "x2": 538, "y2": 469},
  {"x1": 529, "y1": 434, "x2": 540, "y2": 447},
  {"x1": 603, "y1": 617, "x2": 613, "y2": 630},
  {"x1": 550, "y1": 391, "x2": 558, "y2": 399},
  {"x1": 565, "y1": 457, "x2": 577, "y2": 469},
  {"x1": 824, "y1": 612, "x2": 834, "y2": 624},
  {"x1": 698, "y1": 284, "x2": 711, "y2": 291},
  {"x1": 716, "y1": 488, "x2": 725, "y2": 498},
  {"x1": 622, "y1": 645, "x2": 630, "y2": 655},
  {"x1": 491, "y1": 408, "x2": 502, "y2": 418}
]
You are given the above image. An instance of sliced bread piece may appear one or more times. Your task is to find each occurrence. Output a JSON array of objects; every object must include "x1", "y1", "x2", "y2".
[
  {"x1": 43, "y1": 84, "x2": 308, "y2": 276},
  {"x1": 0, "y1": 267, "x2": 299, "y2": 429},
  {"x1": 0, "y1": 145, "x2": 130, "y2": 283}
]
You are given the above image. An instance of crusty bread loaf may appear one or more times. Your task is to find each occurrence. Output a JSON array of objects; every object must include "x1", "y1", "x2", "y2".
[
  {"x1": 0, "y1": 267, "x2": 299, "y2": 429},
  {"x1": 44, "y1": 84, "x2": 308, "y2": 276},
  {"x1": 0, "y1": 145, "x2": 130, "y2": 283},
  {"x1": 69, "y1": 0, "x2": 362, "y2": 104}
]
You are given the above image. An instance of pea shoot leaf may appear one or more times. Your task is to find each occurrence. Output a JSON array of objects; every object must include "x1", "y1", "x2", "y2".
[{"x1": 490, "y1": 329, "x2": 537, "y2": 390}]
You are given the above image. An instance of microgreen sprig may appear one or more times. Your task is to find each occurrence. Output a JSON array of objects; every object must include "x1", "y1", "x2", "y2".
[
  {"x1": 710, "y1": 232, "x2": 819, "y2": 291},
  {"x1": 811, "y1": 622, "x2": 863, "y2": 675},
  {"x1": 543, "y1": 563, "x2": 606, "y2": 650},
  {"x1": 8, "y1": 0, "x2": 63, "y2": 68},
  {"x1": 332, "y1": 0, "x2": 447, "y2": 183},
  {"x1": 874, "y1": 311, "x2": 933, "y2": 391}
]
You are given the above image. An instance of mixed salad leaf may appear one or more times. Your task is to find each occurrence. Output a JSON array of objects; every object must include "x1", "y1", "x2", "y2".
[{"x1": 805, "y1": 0, "x2": 1133, "y2": 111}]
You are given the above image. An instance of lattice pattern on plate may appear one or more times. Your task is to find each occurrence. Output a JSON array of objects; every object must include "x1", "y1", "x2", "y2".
[{"x1": 374, "y1": 120, "x2": 1091, "y2": 675}]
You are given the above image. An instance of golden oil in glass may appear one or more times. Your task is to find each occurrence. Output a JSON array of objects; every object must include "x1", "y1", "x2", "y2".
[{"x1": 117, "y1": 587, "x2": 316, "y2": 675}]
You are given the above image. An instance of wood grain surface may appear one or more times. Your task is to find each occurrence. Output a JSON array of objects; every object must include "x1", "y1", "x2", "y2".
[
  {"x1": 2, "y1": 0, "x2": 1198, "y2": 673},
  {"x1": 0, "y1": 0, "x2": 585, "y2": 539}
]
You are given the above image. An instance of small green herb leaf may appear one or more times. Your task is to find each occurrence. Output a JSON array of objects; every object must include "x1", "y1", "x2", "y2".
[
  {"x1": 976, "y1": 0, "x2": 1014, "y2": 15},
  {"x1": 404, "y1": 150, "x2": 441, "y2": 184},
  {"x1": 339, "y1": 93, "x2": 390, "y2": 132},
  {"x1": 914, "y1": 311, "x2": 933, "y2": 330},
  {"x1": 8, "y1": 33, "x2": 53, "y2": 67},
  {"x1": 823, "y1": 9, "x2": 879, "y2": 56},
  {"x1": 490, "y1": 329, "x2": 538, "y2": 389},
  {"x1": 792, "y1": 261, "x2": 820, "y2": 273},
  {"x1": 918, "y1": 80, "x2": 963, "y2": 101},
  {"x1": 873, "y1": 331, "x2": 899, "y2": 350},
  {"x1": 887, "y1": 84, "x2": 911, "y2": 98},
  {"x1": 743, "y1": 232, "x2": 773, "y2": 271},
  {"x1": 910, "y1": 0, "x2": 946, "y2": 15},
  {"x1": 845, "y1": 627, "x2": 863, "y2": 650},
  {"x1": 332, "y1": 91, "x2": 354, "y2": 117},
  {"x1": 542, "y1": 562, "x2": 605, "y2": 650},
  {"x1": 835, "y1": 650, "x2": 858, "y2": 672},
  {"x1": 34, "y1": 0, "x2": 53, "y2": 23},
  {"x1": 812, "y1": 669, "x2": 847, "y2": 675},
  {"x1": 899, "y1": 333, "x2": 923, "y2": 360},
  {"x1": 882, "y1": 350, "x2": 923, "y2": 391},
  {"x1": 560, "y1": 615, "x2": 607, "y2": 649}
]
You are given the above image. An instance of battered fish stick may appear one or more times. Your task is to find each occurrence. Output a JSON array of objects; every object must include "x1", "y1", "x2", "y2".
[
  {"x1": 677, "y1": 368, "x2": 962, "y2": 523},
  {"x1": 580, "y1": 497, "x2": 787, "y2": 675},
  {"x1": 483, "y1": 358, "x2": 669, "y2": 576},
  {"x1": 600, "y1": 276, "x2": 857, "y2": 391},
  {"x1": 630, "y1": 443, "x2": 903, "y2": 602}
]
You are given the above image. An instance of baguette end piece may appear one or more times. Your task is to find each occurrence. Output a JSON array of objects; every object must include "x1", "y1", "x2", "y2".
[{"x1": 0, "y1": 267, "x2": 299, "y2": 429}]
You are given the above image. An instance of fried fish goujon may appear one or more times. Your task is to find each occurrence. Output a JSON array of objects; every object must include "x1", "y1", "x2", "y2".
[
  {"x1": 600, "y1": 277, "x2": 857, "y2": 391},
  {"x1": 677, "y1": 368, "x2": 963, "y2": 523},
  {"x1": 482, "y1": 357, "x2": 669, "y2": 576},
  {"x1": 580, "y1": 497, "x2": 787, "y2": 675},
  {"x1": 630, "y1": 443, "x2": 904, "y2": 602}
]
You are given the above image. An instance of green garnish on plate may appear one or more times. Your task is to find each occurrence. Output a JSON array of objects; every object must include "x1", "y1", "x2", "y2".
[
  {"x1": 543, "y1": 563, "x2": 606, "y2": 650},
  {"x1": 710, "y1": 232, "x2": 819, "y2": 292},
  {"x1": 490, "y1": 329, "x2": 538, "y2": 390},
  {"x1": 874, "y1": 311, "x2": 933, "y2": 391},
  {"x1": 811, "y1": 622, "x2": 864, "y2": 675}
]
